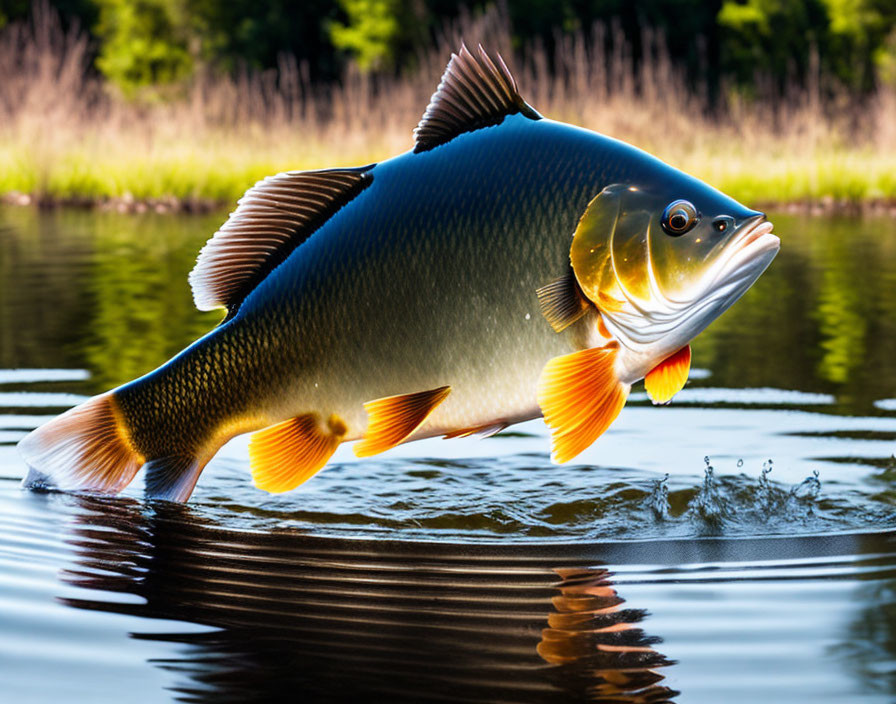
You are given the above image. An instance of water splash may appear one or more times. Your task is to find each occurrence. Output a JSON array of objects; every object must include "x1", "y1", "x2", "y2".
[
  {"x1": 786, "y1": 469, "x2": 822, "y2": 516},
  {"x1": 173, "y1": 452, "x2": 884, "y2": 541},
  {"x1": 645, "y1": 473, "x2": 671, "y2": 519},
  {"x1": 756, "y1": 459, "x2": 775, "y2": 514},
  {"x1": 688, "y1": 457, "x2": 732, "y2": 529}
]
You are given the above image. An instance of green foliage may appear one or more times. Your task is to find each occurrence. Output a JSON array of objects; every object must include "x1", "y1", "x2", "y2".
[
  {"x1": 329, "y1": 0, "x2": 428, "y2": 71},
  {"x1": 12, "y1": 0, "x2": 892, "y2": 93},
  {"x1": 0, "y1": 0, "x2": 29, "y2": 28},
  {"x1": 718, "y1": 0, "x2": 829, "y2": 89},
  {"x1": 94, "y1": 0, "x2": 193, "y2": 94},
  {"x1": 185, "y1": 0, "x2": 343, "y2": 79},
  {"x1": 330, "y1": 0, "x2": 401, "y2": 70},
  {"x1": 718, "y1": 0, "x2": 896, "y2": 90}
]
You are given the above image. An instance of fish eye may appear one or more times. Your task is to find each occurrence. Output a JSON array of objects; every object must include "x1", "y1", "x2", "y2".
[{"x1": 661, "y1": 200, "x2": 699, "y2": 236}]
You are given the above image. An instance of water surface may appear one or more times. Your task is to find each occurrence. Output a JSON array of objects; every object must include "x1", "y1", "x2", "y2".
[{"x1": 1, "y1": 206, "x2": 894, "y2": 701}]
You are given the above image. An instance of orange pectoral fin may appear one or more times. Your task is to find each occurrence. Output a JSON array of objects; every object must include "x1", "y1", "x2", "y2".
[
  {"x1": 644, "y1": 345, "x2": 691, "y2": 405},
  {"x1": 537, "y1": 344, "x2": 630, "y2": 464},
  {"x1": 354, "y1": 386, "x2": 451, "y2": 457},
  {"x1": 249, "y1": 413, "x2": 347, "y2": 493}
]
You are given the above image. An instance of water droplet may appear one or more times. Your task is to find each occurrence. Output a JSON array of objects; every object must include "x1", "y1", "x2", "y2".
[
  {"x1": 755, "y1": 461, "x2": 779, "y2": 516},
  {"x1": 687, "y1": 462, "x2": 728, "y2": 529},
  {"x1": 737, "y1": 459, "x2": 744, "y2": 468},
  {"x1": 646, "y1": 473, "x2": 671, "y2": 519},
  {"x1": 786, "y1": 469, "x2": 822, "y2": 513}
]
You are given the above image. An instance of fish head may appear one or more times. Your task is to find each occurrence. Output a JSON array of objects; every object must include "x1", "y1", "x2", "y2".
[{"x1": 571, "y1": 181, "x2": 779, "y2": 382}]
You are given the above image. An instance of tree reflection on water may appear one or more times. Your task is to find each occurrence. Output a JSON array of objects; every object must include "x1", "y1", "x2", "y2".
[{"x1": 2, "y1": 207, "x2": 896, "y2": 415}]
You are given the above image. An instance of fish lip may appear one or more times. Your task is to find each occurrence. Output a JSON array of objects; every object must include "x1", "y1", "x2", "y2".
[
  {"x1": 698, "y1": 214, "x2": 779, "y2": 310},
  {"x1": 732, "y1": 214, "x2": 780, "y2": 257},
  {"x1": 707, "y1": 215, "x2": 779, "y2": 287}
]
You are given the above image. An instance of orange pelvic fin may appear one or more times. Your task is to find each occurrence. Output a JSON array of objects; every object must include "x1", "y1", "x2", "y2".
[
  {"x1": 537, "y1": 344, "x2": 630, "y2": 463},
  {"x1": 443, "y1": 421, "x2": 508, "y2": 440},
  {"x1": 249, "y1": 413, "x2": 347, "y2": 493},
  {"x1": 355, "y1": 386, "x2": 451, "y2": 457},
  {"x1": 536, "y1": 269, "x2": 590, "y2": 332},
  {"x1": 644, "y1": 345, "x2": 691, "y2": 405}
]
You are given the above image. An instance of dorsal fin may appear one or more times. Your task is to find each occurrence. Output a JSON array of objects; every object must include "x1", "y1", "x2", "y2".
[
  {"x1": 189, "y1": 166, "x2": 373, "y2": 313},
  {"x1": 414, "y1": 43, "x2": 540, "y2": 153}
]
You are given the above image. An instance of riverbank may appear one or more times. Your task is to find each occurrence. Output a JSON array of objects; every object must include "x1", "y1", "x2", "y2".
[
  {"x1": 3, "y1": 10, "x2": 894, "y2": 215},
  {"x1": 5, "y1": 192, "x2": 896, "y2": 216},
  {"x1": 2, "y1": 149, "x2": 894, "y2": 216}
]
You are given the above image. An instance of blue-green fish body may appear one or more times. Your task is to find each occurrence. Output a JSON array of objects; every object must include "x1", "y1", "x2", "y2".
[{"x1": 20, "y1": 46, "x2": 778, "y2": 500}]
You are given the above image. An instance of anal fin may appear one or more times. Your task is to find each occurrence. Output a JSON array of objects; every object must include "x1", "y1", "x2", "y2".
[
  {"x1": 249, "y1": 413, "x2": 347, "y2": 493},
  {"x1": 355, "y1": 386, "x2": 451, "y2": 457},
  {"x1": 644, "y1": 345, "x2": 691, "y2": 405},
  {"x1": 144, "y1": 455, "x2": 202, "y2": 502},
  {"x1": 537, "y1": 345, "x2": 630, "y2": 463},
  {"x1": 443, "y1": 422, "x2": 508, "y2": 440}
]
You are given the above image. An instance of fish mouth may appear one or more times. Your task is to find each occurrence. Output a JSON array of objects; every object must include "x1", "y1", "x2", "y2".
[
  {"x1": 695, "y1": 215, "x2": 779, "y2": 320},
  {"x1": 598, "y1": 214, "x2": 780, "y2": 352},
  {"x1": 644, "y1": 215, "x2": 779, "y2": 344},
  {"x1": 732, "y1": 215, "x2": 779, "y2": 258},
  {"x1": 718, "y1": 215, "x2": 780, "y2": 288}
]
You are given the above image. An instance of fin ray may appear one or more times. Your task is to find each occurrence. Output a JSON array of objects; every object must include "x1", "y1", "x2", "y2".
[
  {"x1": 190, "y1": 167, "x2": 373, "y2": 314},
  {"x1": 538, "y1": 346, "x2": 630, "y2": 463},
  {"x1": 644, "y1": 345, "x2": 691, "y2": 404},
  {"x1": 536, "y1": 269, "x2": 591, "y2": 332},
  {"x1": 414, "y1": 44, "x2": 540, "y2": 153},
  {"x1": 355, "y1": 386, "x2": 451, "y2": 457},
  {"x1": 443, "y1": 422, "x2": 508, "y2": 440},
  {"x1": 18, "y1": 392, "x2": 144, "y2": 494},
  {"x1": 144, "y1": 455, "x2": 202, "y2": 502},
  {"x1": 250, "y1": 414, "x2": 347, "y2": 493}
]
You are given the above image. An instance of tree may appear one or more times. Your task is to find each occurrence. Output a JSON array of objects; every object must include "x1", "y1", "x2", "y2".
[
  {"x1": 94, "y1": 0, "x2": 192, "y2": 94},
  {"x1": 328, "y1": 0, "x2": 438, "y2": 72}
]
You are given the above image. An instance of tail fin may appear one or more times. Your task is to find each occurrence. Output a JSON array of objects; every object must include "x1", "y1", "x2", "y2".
[
  {"x1": 18, "y1": 391, "x2": 219, "y2": 502},
  {"x1": 18, "y1": 392, "x2": 144, "y2": 495}
]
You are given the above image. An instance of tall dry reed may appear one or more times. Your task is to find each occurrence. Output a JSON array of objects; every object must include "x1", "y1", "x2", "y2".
[{"x1": 1, "y1": 4, "x2": 894, "y2": 210}]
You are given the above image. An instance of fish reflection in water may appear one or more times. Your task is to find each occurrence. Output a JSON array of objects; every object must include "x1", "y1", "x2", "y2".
[
  {"x1": 539, "y1": 568, "x2": 676, "y2": 702},
  {"x1": 59, "y1": 497, "x2": 675, "y2": 703}
]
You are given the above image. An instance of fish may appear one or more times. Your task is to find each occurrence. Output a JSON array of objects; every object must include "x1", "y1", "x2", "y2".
[{"x1": 18, "y1": 45, "x2": 780, "y2": 501}]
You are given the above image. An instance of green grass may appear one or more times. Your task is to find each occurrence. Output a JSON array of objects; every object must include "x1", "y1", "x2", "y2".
[
  {"x1": 3, "y1": 131, "x2": 892, "y2": 210},
  {"x1": 3, "y1": 8, "x2": 894, "y2": 211},
  {"x1": 679, "y1": 150, "x2": 896, "y2": 205},
  {"x1": 0, "y1": 125, "x2": 406, "y2": 208}
]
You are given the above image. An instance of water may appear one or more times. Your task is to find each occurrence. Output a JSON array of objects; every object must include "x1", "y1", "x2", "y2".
[{"x1": 1, "y1": 206, "x2": 895, "y2": 701}]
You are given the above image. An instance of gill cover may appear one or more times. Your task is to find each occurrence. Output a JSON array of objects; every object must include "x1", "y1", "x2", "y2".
[
  {"x1": 570, "y1": 183, "x2": 766, "y2": 320},
  {"x1": 570, "y1": 184, "x2": 632, "y2": 313},
  {"x1": 570, "y1": 184, "x2": 704, "y2": 313}
]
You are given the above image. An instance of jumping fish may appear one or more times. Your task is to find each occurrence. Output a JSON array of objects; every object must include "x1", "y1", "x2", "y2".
[{"x1": 19, "y1": 46, "x2": 780, "y2": 501}]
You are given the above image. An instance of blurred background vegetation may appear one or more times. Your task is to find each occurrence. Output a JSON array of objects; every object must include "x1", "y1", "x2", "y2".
[
  {"x1": 3, "y1": 0, "x2": 895, "y2": 94},
  {"x1": 1, "y1": 0, "x2": 895, "y2": 207}
]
